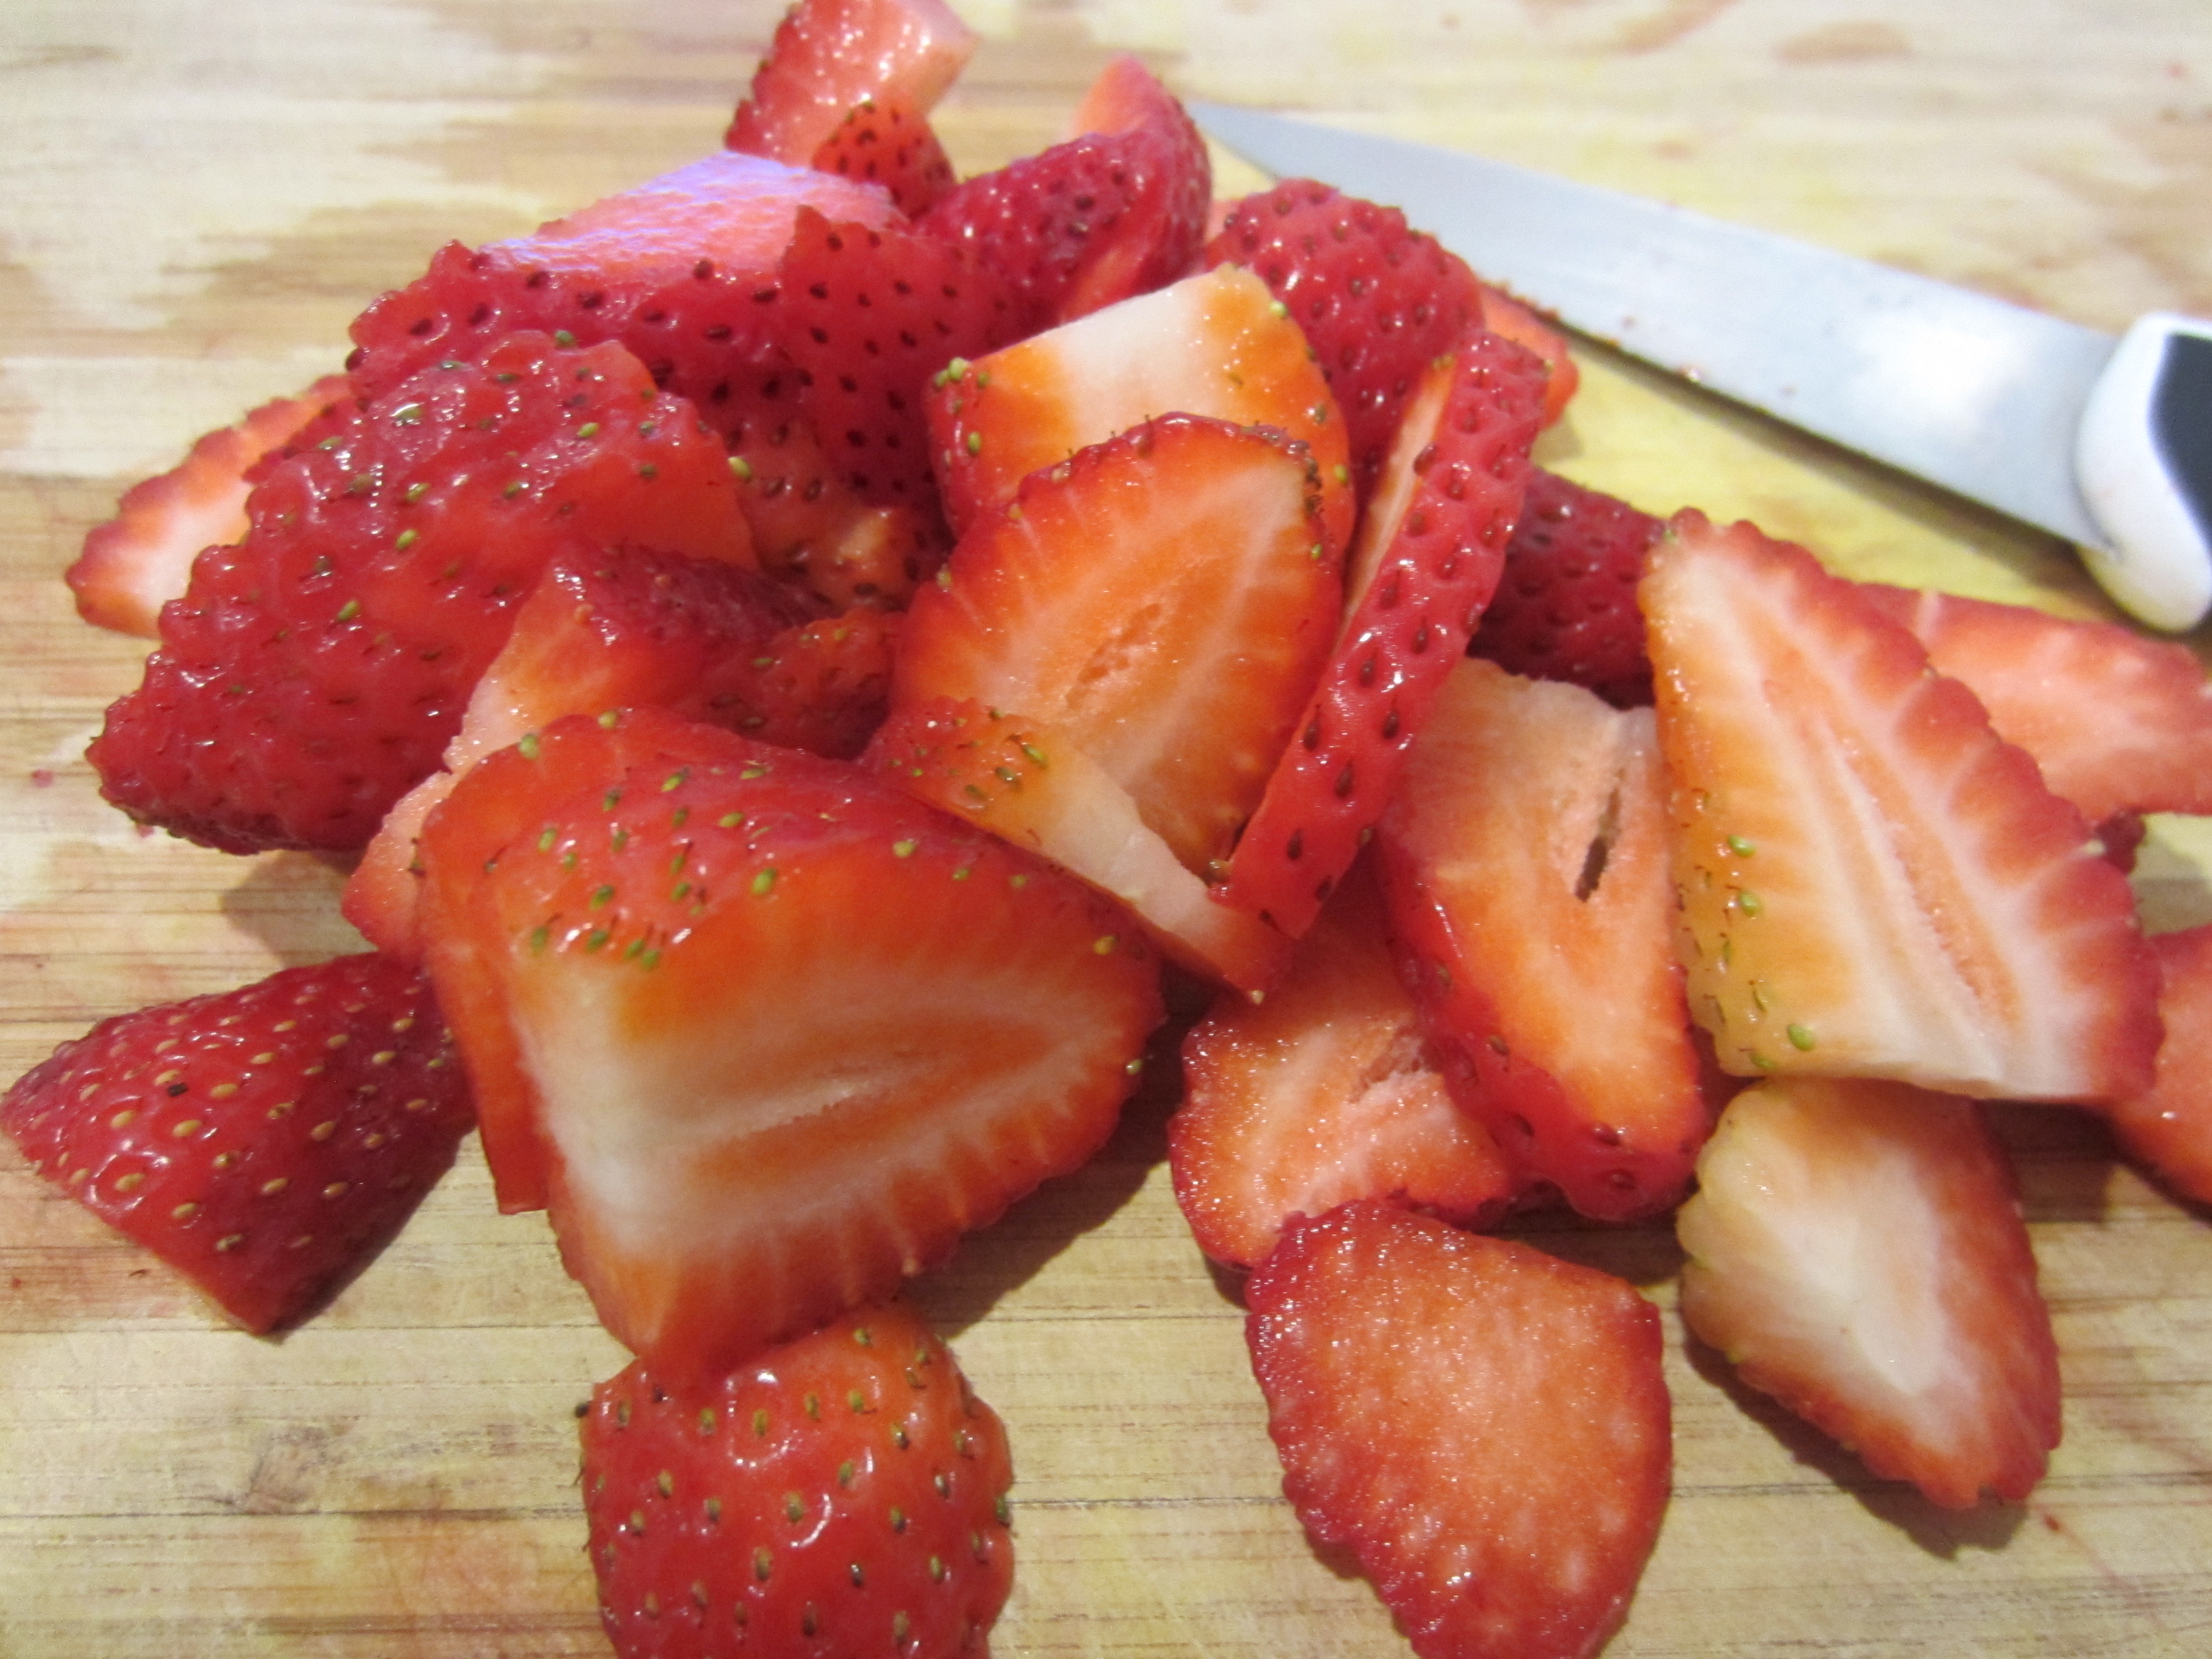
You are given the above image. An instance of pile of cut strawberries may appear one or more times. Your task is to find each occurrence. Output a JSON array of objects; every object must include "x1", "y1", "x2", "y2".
[{"x1": 15, "y1": 1, "x2": 2212, "y2": 1655}]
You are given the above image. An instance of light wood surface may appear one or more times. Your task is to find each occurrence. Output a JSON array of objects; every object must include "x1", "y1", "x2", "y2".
[{"x1": 5, "y1": 2, "x2": 2212, "y2": 1654}]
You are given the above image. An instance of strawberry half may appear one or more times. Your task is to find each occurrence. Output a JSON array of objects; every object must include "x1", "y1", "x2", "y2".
[
  {"x1": 90, "y1": 332, "x2": 752, "y2": 855},
  {"x1": 1212, "y1": 330, "x2": 1547, "y2": 938},
  {"x1": 581, "y1": 1303, "x2": 1013, "y2": 1659},
  {"x1": 893, "y1": 411, "x2": 1338, "y2": 885},
  {"x1": 924, "y1": 264, "x2": 1355, "y2": 557},
  {"x1": 2106, "y1": 925, "x2": 2212, "y2": 1205},
  {"x1": 1247, "y1": 1199, "x2": 1671, "y2": 1659},
  {"x1": 917, "y1": 56, "x2": 1212, "y2": 328},
  {"x1": 1469, "y1": 468, "x2": 1665, "y2": 708},
  {"x1": 415, "y1": 706, "x2": 1163, "y2": 1376},
  {"x1": 1377, "y1": 658, "x2": 1717, "y2": 1222},
  {"x1": 723, "y1": 0, "x2": 977, "y2": 166},
  {"x1": 1642, "y1": 512, "x2": 2162, "y2": 1103},
  {"x1": 1205, "y1": 180, "x2": 1485, "y2": 497},
  {"x1": 0, "y1": 953, "x2": 473, "y2": 1333},
  {"x1": 68, "y1": 374, "x2": 352, "y2": 638},
  {"x1": 1858, "y1": 581, "x2": 2212, "y2": 824},
  {"x1": 1677, "y1": 1076, "x2": 2062, "y2": 1509},
  {"x1": 1169, "y1": 864, "x2": 1515, "y2": 1268}
]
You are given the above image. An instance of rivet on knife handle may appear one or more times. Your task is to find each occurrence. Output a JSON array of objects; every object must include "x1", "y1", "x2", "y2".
[{"x1": 2075, "y1": 314, "x2": 2212, "y2": 633}]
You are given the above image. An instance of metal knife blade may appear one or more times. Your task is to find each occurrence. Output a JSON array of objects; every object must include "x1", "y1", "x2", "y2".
[{"x1": 1189, "y1": 101, "x2": 2212, "y2": 630}]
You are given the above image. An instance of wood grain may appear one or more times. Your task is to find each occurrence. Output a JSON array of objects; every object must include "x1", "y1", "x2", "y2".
[{"x1": 5, "y1": 2, "x2": 2212, "y2": 1655}]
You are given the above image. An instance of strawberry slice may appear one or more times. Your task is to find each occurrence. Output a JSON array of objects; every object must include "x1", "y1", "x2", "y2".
[
  {"x1": 893, "y1": 412, "x2": 1338, "y2": 884},
  {"x1": 1858, "y1": 582, "x2": 2212, "y2": 824},
  {"x1": 1212, "y1": 330, "x2": 1547, "y2": 938},
  {"x1": 90, "y1": 332, "x2": 753, "y2": 855},
  {"x1": 1246, "y1": 1199, "x2": 1671, "y2": 1659},
  {"x1": 0, "y1": 953, "x2": 473, "y2": 1333},
  {"x1": 68, "y1": 374, "x2": 352, "y2": 638},
  {"x1": 1469, "y1": 468, "x2": 1666, "y2": 708},
  {"x1": 1475, "y1": 285, "x2": 1579, "y2": 425},
  {"x1": 2106, "y1": 925, "x2": 2212, "y2": 1204},
  {"x1": 414, "y1": 706, "x2": 1163, "y2": 1375},
  {"x1": 582, "y1": 1303, "x2": 1013, "y2": 1659},
  {"x1": 723, "y1": 0, "x2": 977, "y2": 166},
  {"x1": 1642, "y1": 512, "x2": 2162, "y2": 1103},
  {"x1": 1168, "y1": 864, "x2": 1515, "y2": 1268},
  {"x1": 807, "y1": 93, "x2": 958, "y2": 218},
  {"x1": 925, "y1": 264, "x2": 1355, "y2": 557},
  {"x1": 1677, "y1": 1076, "x2": 2062, "y2": 1509},
  {"x1": 1377, "y1": 657, "x2": 1718, "y2": 1221},
  {"x1": 1204, "y1": 180, "x2": 1485, "y2": 497},
  {"x1": 869, "y1": 696, "x2": 1293, "y2": 995},
  {"x1": 917, "y1": 56, "x2": 1212, "y2": 327}
]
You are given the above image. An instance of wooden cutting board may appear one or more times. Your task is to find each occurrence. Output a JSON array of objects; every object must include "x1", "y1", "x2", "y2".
[{"x1": 5, "y1": 2, "x2": 2212, "y2": 1653}]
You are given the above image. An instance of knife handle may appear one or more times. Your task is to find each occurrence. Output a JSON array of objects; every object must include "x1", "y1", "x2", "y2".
[{"x1": 2074, "y1": 312, "x2": 2212, "y2": 632}]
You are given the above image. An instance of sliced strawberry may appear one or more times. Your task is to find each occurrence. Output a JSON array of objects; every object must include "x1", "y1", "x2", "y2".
[
  {"x1": 723, "y1": 411, "x2": 937, "y2": 608},
  {"x1": 1205, "y1": 180, "x2": 1485, "y2": 497},
  {"x1": 1858, "y1": 582, "x2": 2212, "y2": 825},
  {"x1": 1643, "y1": 512, "x2": 2161, "y2": 1103},
  {"x1": 2106, "y1": 925, "x2": 2212, "y2": 1204},
  {"x1": 347, "y1": 152, "x2": 900, "y2": 401},
  {"x1": 894, "y1": 413, "x2": 1337, "y2": 881},
  {"x1": 1247, "y1": 1199, "x2": 1670, "y2": 1659},
  {"x1": 1677, "y1": 1076, "x2": 2062, "y2": 1509},
  {"x1": 917, "y1": 56, "x2": 1211, "y2": 327},
  {"x1": 723, "y1": 0, "x2": 977, "y2": 165},
  {"x1": 0, "y1": 953, "x2": 473, "y2": 1333},
  {"x1": 90, "y1": 333, "x2": 752, "y2": 855},
  {"x1": 1469, "y1": 468, "x2": 1665, "y2": 708},
  {"x1": 868, "y1": 696, "x2": 1293, "y2": 995},
  {"x1": 69, "y1": 375, "x2": 352, "y2": 638},
  {"x1": 1168, "y1": 864, "x2": 1515, "y2": 1268},
  {"x1": 1213, "y1": 331, "x2": 1547, "y2": 938},
  {"x1": 582, "y1": 1303, "x2": 1013, "y2": 1659},
  {"x1": 1376, "y1": 657, "x2": 1717, "y2": 1221},
  {"x1": 414, "y1": 707, "x2": 1163, "y2": 1375},
  {"x1": 808, "y1": 93, "x2": 958, "y2": 218},
  {"x1": 1475, "y1": 285, "x2": 1579, "y2": 425},
  {"x1": 925, "y1": 264, "x2": 1355, "y2": 556}
]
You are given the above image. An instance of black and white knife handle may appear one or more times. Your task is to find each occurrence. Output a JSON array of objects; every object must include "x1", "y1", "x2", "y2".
[{"x1": 2076, "y1": 312, "x2": 2212, "y2": 632}]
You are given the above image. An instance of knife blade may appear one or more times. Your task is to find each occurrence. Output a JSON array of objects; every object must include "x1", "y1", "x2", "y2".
[{"x1": 1189, "y1": 101, "x2": 2212, "y2": 632}]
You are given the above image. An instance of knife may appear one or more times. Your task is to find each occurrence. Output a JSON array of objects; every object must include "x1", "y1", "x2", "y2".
[{"x1": 1189, "y1": 102, "x2": 2212, "y2": 633}]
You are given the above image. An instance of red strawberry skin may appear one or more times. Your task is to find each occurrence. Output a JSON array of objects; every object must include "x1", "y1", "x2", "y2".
[
  {"x1": 2107, "y1": 925, "x2": 2212, "y2": 1204},
  {"x1": 809, "y1": 93, "x2": 958, "y2": 218},
  {"x1": 1213, "y1": 330, "x2": 1547, "y2": 938},
  {"x1": 1205, "y1": 180, "x2": 1485, "y2": 497},
  {"x1": 1247, "y1": 1200, "x2": 1670, "y2": 1659},
  {"x1": 1469, "y1": 468, "x2": 1665, "y2": 708},
  {"x1": 89, "y1": 332, "x2": 751, "y2": 855},
  {"x1": 416, "y1": 706, "x2": 1164, "y2": 1375},
  {"x1": 581, "y1": 1302, "x2": 1013, "y2": 1659},
  {"x1": 723, "y1": 0, "x2": 977, "y2": 165},
  {"x1": 0, "y1": 953, "x2": 473, "y2": 1333}
]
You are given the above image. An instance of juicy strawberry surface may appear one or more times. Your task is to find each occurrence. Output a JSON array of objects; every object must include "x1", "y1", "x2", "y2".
[
  {"x1": 1247, "y1": 1200, "x2": 1670, "y2": 1659},
  {"x1": 69, "y1": 374, "x2": 352, "y2": 638},
  {"x1": 808, "y1": 93, "x2": 958, "y2": 218},
  {"x1": 924, "y1": 263, "x2": 1356, "y2": 557},
  {"x1": 90, "y1": 332, "x2": 752, "y2": 855},
  {"x1": 415, "y1": 707, "x2": 1163, "y2": 1376},
  {"x1": 1169, "y1": 864, "x2": 1515, "y2": 1268},
  {"x1": 869, "y1": 696, "x2": 1295, "y2": 994},
  {"x1": 0, "y1": 953, "x2": 473, "y2": 1333},
  {"x1": 918, "y1": 56, "x2": 1212, "y2": 328},
  {"x1": 1677, "y1": 1076, "x2": 2062, "y2": 1509},
  {"x1": 1644, "y1": 512, "x2": 2161, "y2": 1103},
  {"x1": 1858, "y1": 581, "x2": 2212, "y2": 824},
  {"x1": 1469, "y1": 468, "x2": 1665, "y2": 708},
  {"x1": 1474, "y1": 285, "x2": 1580, "y2": 425},
  {"x1": 1206, "y1": 180, "x2": 1485, "y2": 497},
  {"x1": 723, "y1": 0, "x2": 977, "y2": 165},
  {"x1": 1378, "y1": 658, "x2": 1717, "y2": 1222},
  {"x1": 581, "y1": 1302, "x2": 1013, "y2": 1659},
  {"x1": 1213, "y1": 330, "x2": 1546, "y2": 938},
  {"x1": 894, "y1": 412, "x2": 1337, "y2": 884},
  {"x1": 2106, "y1": 925, "x2": 2212, "y2": 1205}
]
